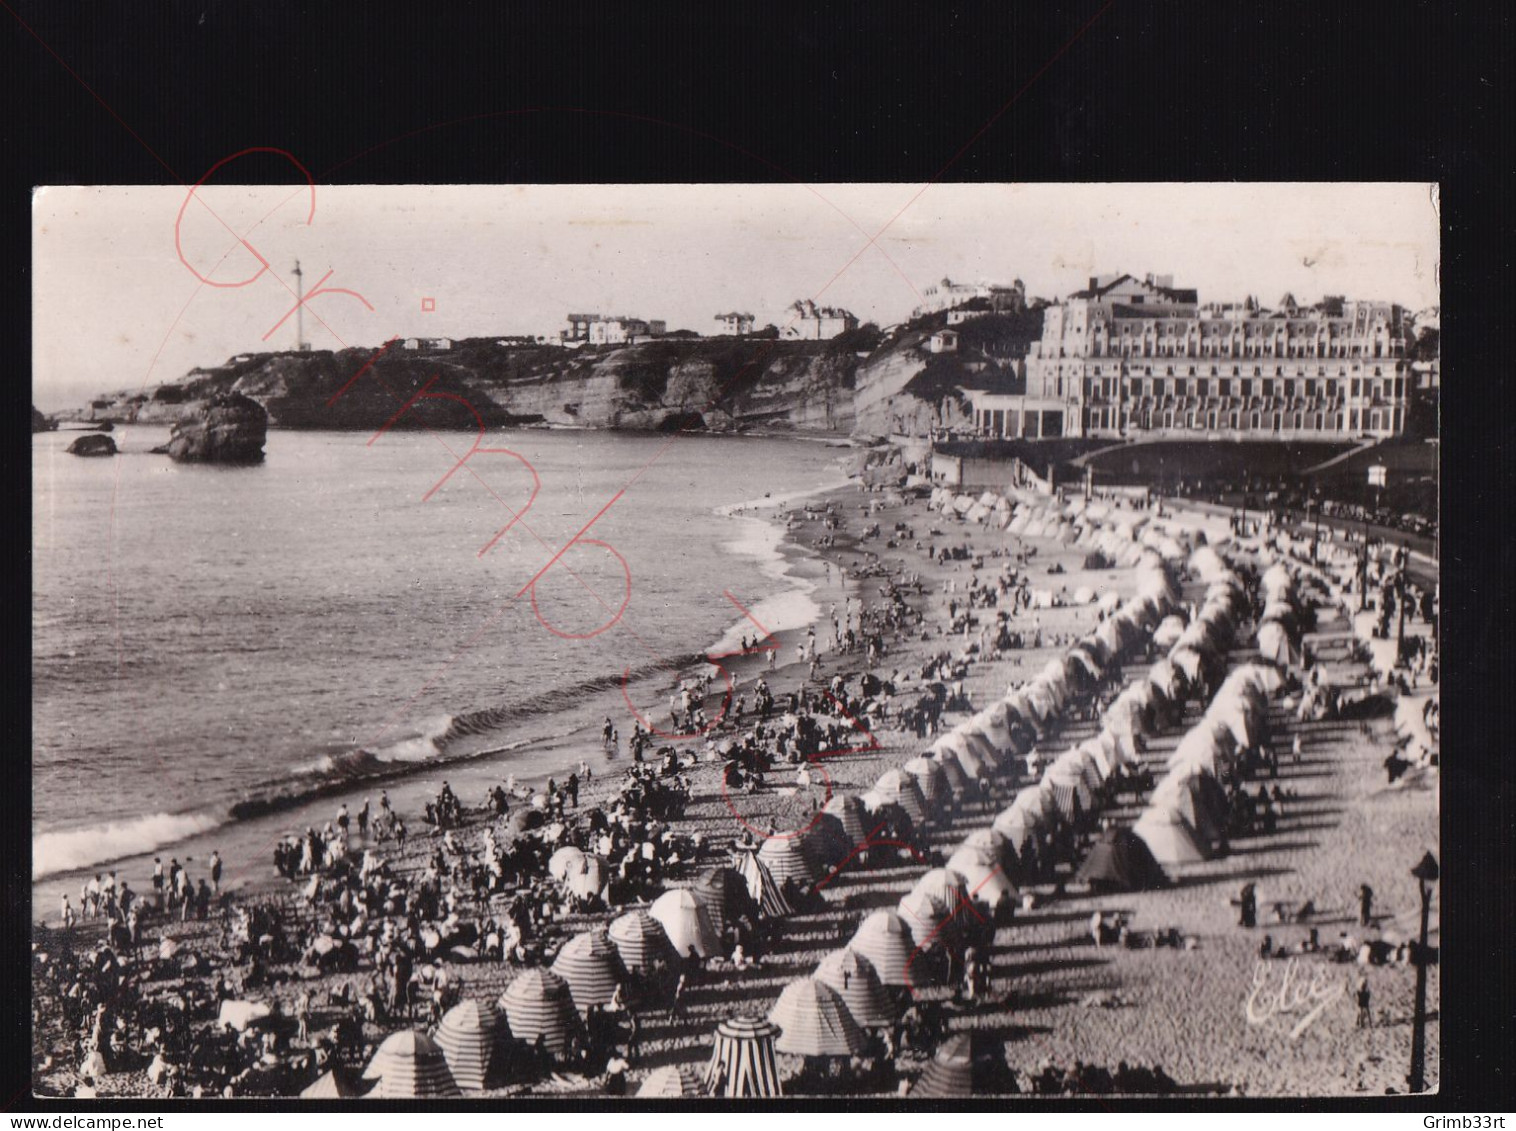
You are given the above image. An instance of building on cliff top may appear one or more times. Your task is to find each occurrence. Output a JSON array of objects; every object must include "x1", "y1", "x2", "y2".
[
  {"x1": 713, "y1": 312, "x2": 755, "y2": 336},
  {"x1": 965, "y1": 273, "x2": 1414, "y2": 443},
  {"x1": 779, "y1": 300, "x2": 858, "y2": 340},
  {"x1": 561, "y1": 314, "x2": 667, "y2": 346},
  {"x1": 912, "y1": 277, "x2": 1026, "y2": 318}
]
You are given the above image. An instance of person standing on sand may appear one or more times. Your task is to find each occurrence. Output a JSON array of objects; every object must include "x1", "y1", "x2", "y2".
[
  {"x1": 357, "y1": 799, "x2": 370, "y2": 836},
  {"x1": 1358, "y1": 884, "x2": 1374, "y2": 928},
  {"x1": 209, "y1": 850, "x2": 222, "y2": 894},
  {"x1": 60, "y1": 894, "x2": 74, "y2": 929},
  {"x1": 1355, "y1": 976, "x2": 1371, "y2": 1027},
  {"x1": 1238, "y1": 883, "x2": 1258, "y2": 929}
]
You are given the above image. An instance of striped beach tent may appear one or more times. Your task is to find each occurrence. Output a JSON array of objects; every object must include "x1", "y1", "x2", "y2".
[
  {"x1": 848, "y1": 910, "x2": 921, "y2": 987},
  {"x1": 361, "y1": 1030, "x2": 461, "y2": 1098},
  {"x1": 758, "y1": 832, "x2": 819, "y2": 886},
  {"x1": 433, "y1": 999, "x2": 504, "y2": 1093},
  {"x1": 692, "y1": 866, "x2": 759, "y2": 937},
  {"x1": 497, "y1": 968, "x2": 579, "y2": 1058},
  {"x1": 874, "y1": 769, "x2": 929, "y2": 827},
  {"x1": 300, "y1": 1066, "x2": 370, "y2": 1099},
  {"x1": 636, "y1": 1063, "x2": 708, "y2": 1097},
  {"x1": 900, "y1": 757, "x2": 948, "y2": 813},
  {"x1": 946, "y1": 843, "x2": 1018, "y2": 907},
  {"x1": 821, "y1": 793, "x2": 871, "y2": 844},
  {"x1": 768, "y1": 977, "x2": 867, "y2": 1057},
  {"x1": 734, "y1": 848, "x2": 796, "y2": 918},
  {"x1": 912, "y1": 1032, "x2": 973, "y2": 1098},
  {"x1": 705, "y1": 1016, "x2": 783, "y2": 1098},
  {"x1": 650, "y1": 888, "x2": 722, "y2": 959},
  {"x1": 813, "y1": 949, "x2": 895, "y2": 1030},
  {"x1": 608, "y1": 908, "x2": 678, "y2": 974},
  {"x1": 551, "y1": 927, "x2": 626, "y2": 1014}
]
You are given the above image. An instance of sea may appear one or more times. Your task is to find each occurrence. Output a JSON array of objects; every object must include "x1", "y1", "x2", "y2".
[{"x1": 31, "y1": 425, "x2": 851, "y2": 907}]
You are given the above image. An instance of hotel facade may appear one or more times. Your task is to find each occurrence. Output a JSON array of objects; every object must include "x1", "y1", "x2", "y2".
[{"x1": 967, "y1": 274, "x2": 1412, "y2": 441}]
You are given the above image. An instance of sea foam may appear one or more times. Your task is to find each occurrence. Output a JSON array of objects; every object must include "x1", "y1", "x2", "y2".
[{"x1": 33, "y1": 811, "x2": 224, "y2": 880}]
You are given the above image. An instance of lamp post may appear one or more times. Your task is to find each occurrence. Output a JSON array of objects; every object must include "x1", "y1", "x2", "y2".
[
  {"x1": 1408, "y1": 850, "x2": 1439, "y2": 1094},
  {"x1": 1363, "y1": 464, "x2": 1388, "y2": 613}
]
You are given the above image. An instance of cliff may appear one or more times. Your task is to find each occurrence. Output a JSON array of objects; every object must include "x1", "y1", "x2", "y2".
[{"x1": 67, "y1": 307, "x2": 1043, "y2": 441}]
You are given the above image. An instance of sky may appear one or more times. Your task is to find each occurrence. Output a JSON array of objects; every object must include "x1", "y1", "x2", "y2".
[{"x1": 32, "y1": 182, "x2": 1439, "y2": 412}]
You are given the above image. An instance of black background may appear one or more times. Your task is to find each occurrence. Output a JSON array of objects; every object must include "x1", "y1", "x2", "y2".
[{"x1": 3, "y1": 0, "x2": 1509, "y2": 1112}]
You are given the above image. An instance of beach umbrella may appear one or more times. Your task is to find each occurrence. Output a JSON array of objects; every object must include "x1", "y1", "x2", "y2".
[
  {"x1": 362, "y1": 1030, "x2": 461, "y2": 1098},
  {"x1": 548, "y1": 845, "x2": 586, "y2": 882},
  {"x1": 812, "y1": 949, "x2": 895, "y2": 1030},
  {"x1": 217, "y1": 1000, "x2": 272, "y2": 1032},
  {"x1": 637, "y1": 1064, "x2": 708, "y2": 1098},
  {"x1": 692, "y1": 867, "x2": 760, "y2": 937},
  {"x1": 157, "y1": 937, "x2": 180, "y2": 960},
  {"x1": 913, "y1": 1032, "x2": 973, "y2": 1098},
  {"x1": 650, "y1": 888, "x2": 722, "y2": 959},
  {"x1": 768, "y1": 978, "x2": 867, "y2": 1057},
  {"x1": 608, "y1": 908, "x2": 678, "y2": 974},
  {"x1": 300, "y1": 1066, "x2": 370, "y2": 1099},
  {"x1": 848, "y1": 910, "x2": 920, "y2": 987},
  {"x1": 565, "y1": 855, "x2": 609, "y2": 901},
  {"x1": 758, "y1": 833, "x2": 819, "y2": 886},
  {"x1": 434, "y1": 999, "x2": 505, "y2": 1093},
  {"x1": 551, "y1": 928, "x2": 626, "y2": 1014},
  {"x1": 498, "y1": 969, "x2": 578, "y2": 1058},
  {"x1": 733, "y1": 848, "x2": 796, "y2": 917},
  {"x1": 705, "y1": 1016, "x2": 783, "y2": 1098}
]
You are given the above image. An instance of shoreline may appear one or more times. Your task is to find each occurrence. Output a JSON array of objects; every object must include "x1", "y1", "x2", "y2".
[
  {"x1": 30, "y1": 466, "x2": 858, "y2": 899},
  {"x1": 32, "y1": 482, "x2": 1438, "y2": 1099}
]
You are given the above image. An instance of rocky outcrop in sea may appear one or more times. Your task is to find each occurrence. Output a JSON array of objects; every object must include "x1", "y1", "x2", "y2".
[
  {"x1": 66, "y1": 433, "x2": 116, "y2": 456},
  {"x1": 166, "y1": 392, "x2": 269, "y2": 464}
]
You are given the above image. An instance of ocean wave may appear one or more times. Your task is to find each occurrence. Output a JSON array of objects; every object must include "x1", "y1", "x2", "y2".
[{"x1": 33, "y1": 811, "x2": 224, "y2": 880}]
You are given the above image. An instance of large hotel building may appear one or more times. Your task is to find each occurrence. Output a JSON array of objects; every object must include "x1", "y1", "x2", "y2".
[{"x1": 967, "y1": 273, "x2": 1411, "y2": 441}]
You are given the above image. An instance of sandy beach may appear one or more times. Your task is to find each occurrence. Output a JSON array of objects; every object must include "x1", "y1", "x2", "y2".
[{"x1": 32, "y1": 478, "x2": 1439, "y2": 1099}]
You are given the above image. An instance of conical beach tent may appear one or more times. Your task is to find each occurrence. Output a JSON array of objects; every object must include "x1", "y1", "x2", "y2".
[
  {"x1": 650, "y1": 888, "x2": 722, "y2": 959},
  {"x1": 1131, "y1": 807, "x2": 1209, "y2": 866},
  {"x1": 497, "y1": 969, "x2": 579, "y2": 1057},
  {"x1": 551, "y1": 927, "x2": 626, "y2": 1014},
  {"x1": 433, "y1": 999, "x2": 504, "y2": 1093},
  {"x1": 362, "y1": 1030, "x2": 461, "y2": 1098},
  {"x1": 637, "y1": 1063, "x2": 708, "y2": 1097},
  {"x1": 1075, "y1": 827, "x2": 1168, "y2": 892},
  {"x1": 734, "y1": 848, "x2": 795, "y2": 917},
  {"x1": 692, "y1": 867, "x2": 759, "y2": 937},
  {"x1": 608, "y1": 908, "x2": 678, "y2": 974},
  {"x1": 300, "y1": 1066, "x2": 370, "y2": 1099},
  {"x1": 848, "y1": 910, "x2": 920, "y2": 987},
  {"x1": 705, "y1": 1016, "x2": 783, "y2": 1098},
  {"x1": 813, "y1": 948, "x2": 895, "y2": 1029},
  {"x1": 768, "y1": 977, "x2": 866, "y2": 1057},
  {"x1": 758, "y1": 834, "x2": 818, "y2": 886},
  {"x1": 912, "y1": 1032, "x2": 973, "y2": 1098}
]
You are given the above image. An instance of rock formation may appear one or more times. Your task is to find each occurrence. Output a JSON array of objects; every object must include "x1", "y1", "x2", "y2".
[
  {"x1": 31, "y1": 405, "x2": 56, "y2": 433},
  {"x1": 66, "y1": 433, "x2": 117, "y2": 456},
  {"x1": 166, "y1": 392, "x2": 268, "y2": 464}
]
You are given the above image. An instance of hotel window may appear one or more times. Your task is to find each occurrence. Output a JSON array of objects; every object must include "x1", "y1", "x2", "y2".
[
  {"x1": 1351, "y1": 378, "x2": 1362, "y2": 397},
  {"x1": 1240, "y1": 379, "x2": 1252, "y2": 397},
  {"x1": 1262, "y1": 379, "x2": 1274, "y2": 397},
  {"x1": 1305, "y1": 380, "x2": 1316, "y2": 398},
  {"x1": 1218, "y1": 379, "x2": 1231, "y2": 396},
  {"x1": 1284, "y1": 380, "x2": 1295, "y2": 398}
]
